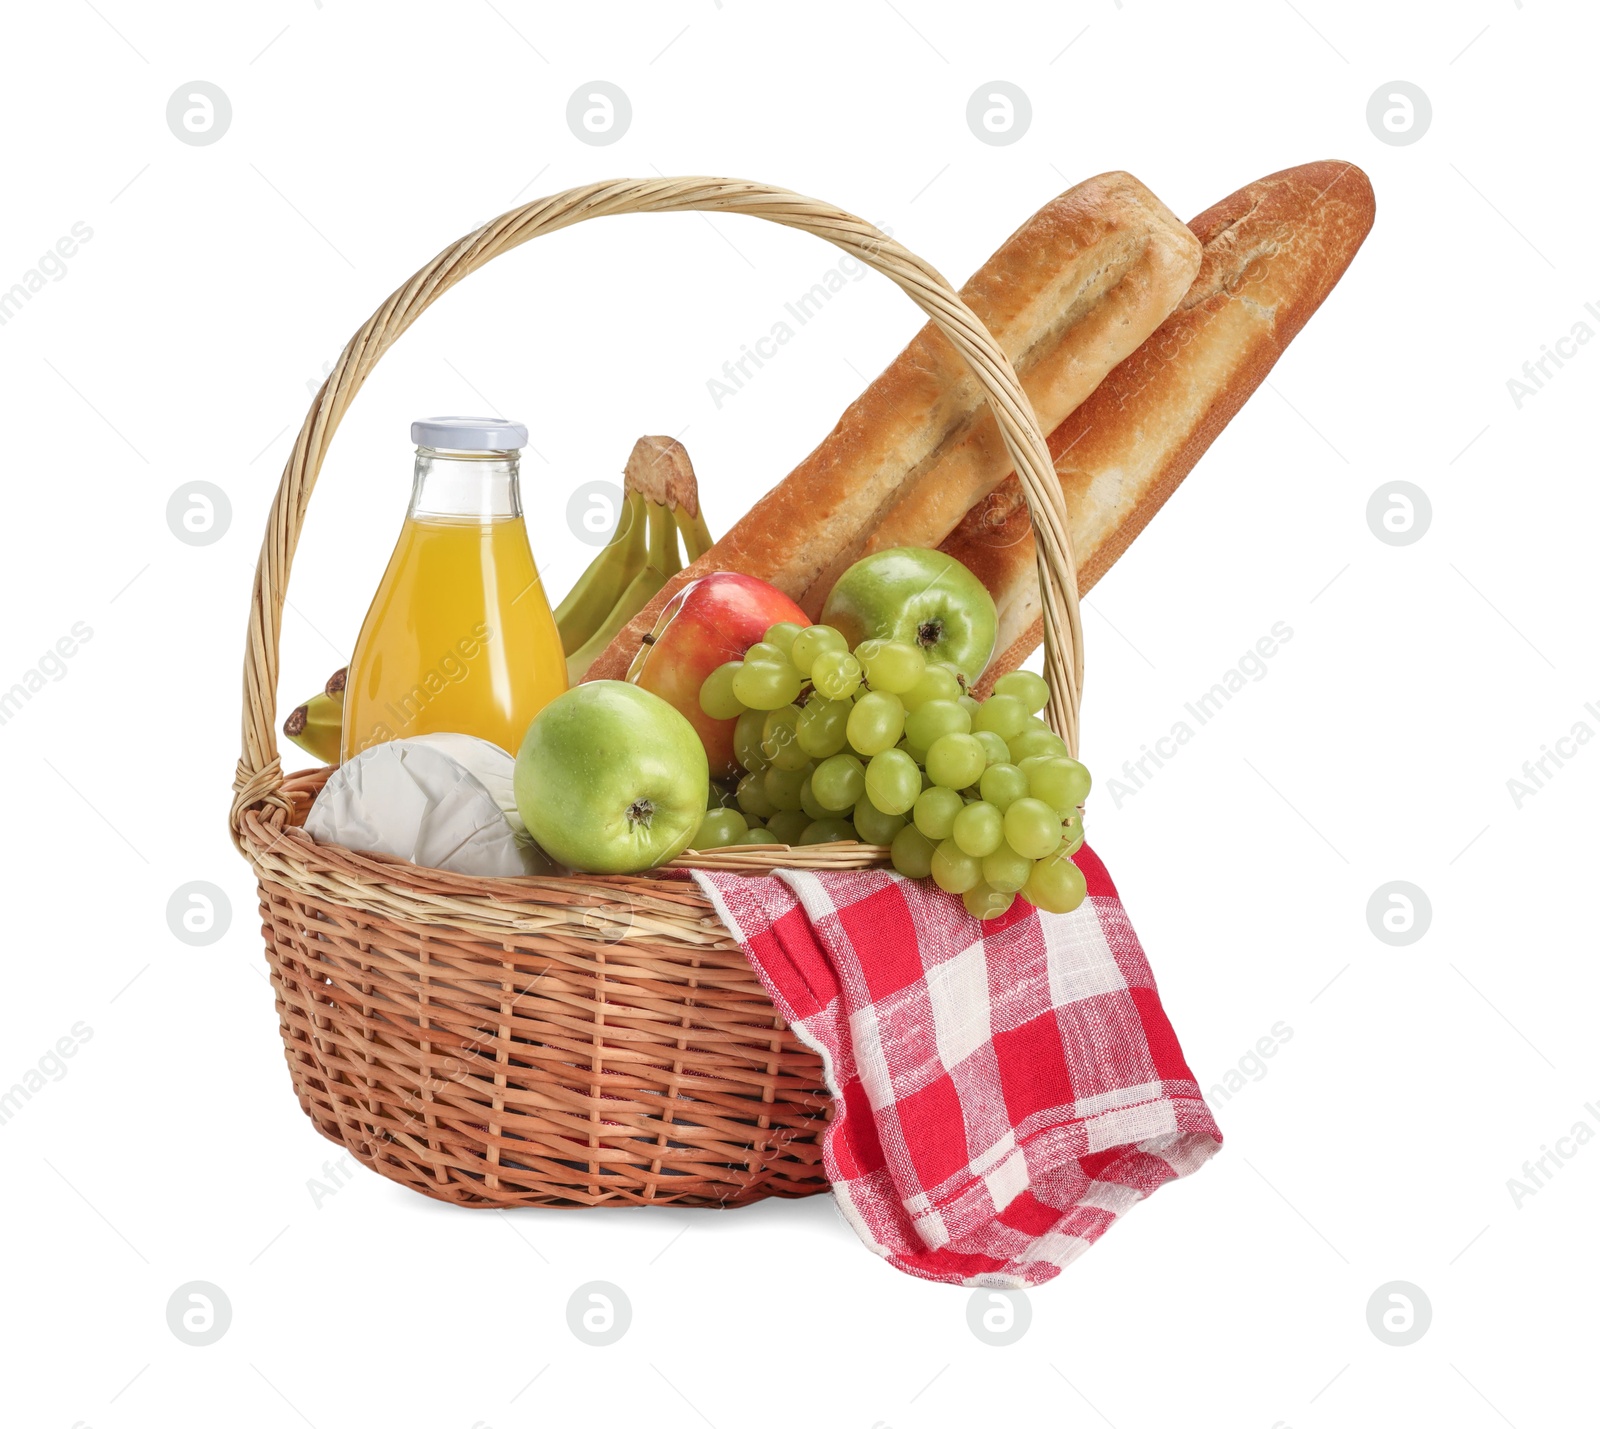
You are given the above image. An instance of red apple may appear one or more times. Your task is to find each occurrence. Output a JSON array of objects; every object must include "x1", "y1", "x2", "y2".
[{"x1": 625, "y1": 573, "x2": 809, "y2": 778}]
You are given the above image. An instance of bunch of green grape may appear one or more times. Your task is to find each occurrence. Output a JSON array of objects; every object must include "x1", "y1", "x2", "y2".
[{"x1": 690, "y1": 621, "x2": 1092, "y2": 920}]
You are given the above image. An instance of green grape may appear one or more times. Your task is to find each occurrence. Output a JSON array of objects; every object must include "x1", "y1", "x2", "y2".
[
  {"x1": 982, "y1": 845, "x2": 1033, "y2": 894},
  {"x1": 905, "y1": 698, "x2": 970, "y2": 749},
  {"x1": 766, "y1": 737, "x2": 811, "y2": 774},
  {"x1": 700, "y1": 661, "x2": 746, "y2": 719},
  {"x1": 800, "y1": 776, "x2": 830, "y2": 823},
  {"x1": 796, "y1": 696, "x2": 851, "y2": 757},
  {"x1": 913, "y1": 786, "x2": 963, "y2": 840},
  {"x1": 847, "y1": 691, "x2": 906, "y2": 757},
  {"x1": 765, "y1": 809, "x2": 811, "y2": 845},
  {"x1": 1003, "y1": 796, "x2": 1063, "y2": 859},
  {"x1": 732, "y1": 768, "x2": 777, "y2": 812},
  {"x1": 978, "y1": 762, "x2": 1029, "y2": 812},
  {"x1": 1022, "y1": 755, "x2": 1092, "y2": 813},
  {"x1": 993, "y1": 669, "x2": 1051, "y2": 714},
  {"x1": 931, "y1": 838, "x2": 982, "y2": 895},
  {"x1": 812, "y1": 649, "x2": 863, "y2": 701},
  {"x1": 694, "y1": 808, "x2": 749, "y2": 848},
  {"x1": 1061, "y1": 812, "x2": 1085, "y2": 856},
  {"x1": 764, "y1": 622, "x2": 804, "y2": 656},
  {"x1": 852, "y1": 795, "x2": 906, "y2": 846},
  {"x1": 811, "y1": 752, "x2": 866, "y2": 810},
  {"x1": 743, "y1": 640, "x2": 788, "y2": 666},
  {"x1": 800, "y1": 816, "x2": 856, "y2": 845},
  {"x1": 763, "y1": 764, "x2": 809, "y2": 812},
  {"x1": 863, "y1": 747, "x2": 921, "y2": 816},
  {"x1": 739, "y1": 828, "x2": 780, "y2": 845},
  {"x1": 958, "y1": 695, "x2": 981, "y2": 721},
  {"x1": 762, "y1": 705, "x2": 800, "y2": 743},
  {"x1": 1007, "y1": 728, "x2": 1069, "y2": 764},
  {"x1": 901, "y1": 665, "x2": 962, "y2": 712},
  {"x1": 860, "y1": 639, "x2": 925, "y2": 694},
  {"x1": 734, "y1": 708, "x2": 771, "y2": 772},
  {"x1": 963, "y1": 884, "x2": 1016, "y2": 921},
  {"x1": 891, "y1": 824, "x2": 936, "y2": 879},
  {"x1": 759, "y1": 705, "x2": 808, "y2": 771},
  {"x1": 926, "y1": 733, "x2": 987, "y2": 790},
  {"x1": 789, "y1": 624, "x2": 847, "y2": 675},
  {"x1": 733, "y1": 660, "x2": 802, "y2": 711},
  {"x1": 952, "y1": 800, "x2": 1004, "y2": 858},
  {"x1": 974, "y1": 730, "x2": 1011, "y2": 767},
  {"x1": 736, "y1": 770, "x2": 777, "y2": 819},
  {"x1": 973, "y1": 694, "x2": 1027, "y2": 740},
  {"x1": 1025, "y1": 849, "x2": 1087, "y2": 914}
]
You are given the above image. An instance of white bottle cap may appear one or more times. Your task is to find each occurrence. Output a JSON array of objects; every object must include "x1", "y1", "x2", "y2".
[{"x1": 411, "y1": 415, "x2": 528, "y2": 452}]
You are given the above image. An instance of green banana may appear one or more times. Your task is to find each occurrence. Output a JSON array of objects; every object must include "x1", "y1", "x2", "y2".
[
  {"x1": 565, "y1": 564, "x2": 668, "y2": 684},
  {"x1": 654, "y1": 496, "x2": 684, "y2": 579},
  {"x1": 555, "y1": 436, "x2": 714, "y2": 681},
  {"x1": 565, "y1": 498, "x2": 675, "y2": 682},
  {"x1": 674, "y1": 501, "x2": 714, "y2": 563},
  {"x1": 553, "y1": 490, "x2": 648, "y2": 654},
  {"x1": 284, "y1": 666, "x2": 347, "y2": 764}
]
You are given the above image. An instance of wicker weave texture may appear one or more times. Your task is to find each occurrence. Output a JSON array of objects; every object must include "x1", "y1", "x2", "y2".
[{"x1": 262, "y1": 792, "x2": 831, "y2": 1206}]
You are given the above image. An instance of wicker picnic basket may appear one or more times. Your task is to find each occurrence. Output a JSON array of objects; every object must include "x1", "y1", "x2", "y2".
[{"x1": 230, "y1": 177, "x2": 1086, "y2": 1208}]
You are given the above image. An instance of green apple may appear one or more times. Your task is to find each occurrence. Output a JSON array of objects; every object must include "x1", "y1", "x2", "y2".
[
  {"x1": 514, "y1": 681, "x2": 709, "y2": 873},
  {"x1": 820, "y1": 547, "x2": 998, "y2": 685}
]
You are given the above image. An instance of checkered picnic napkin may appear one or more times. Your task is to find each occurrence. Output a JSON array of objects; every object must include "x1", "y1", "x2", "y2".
[{"x1": 692, "y1": 845, "x2": 1222, "y2": 1287}]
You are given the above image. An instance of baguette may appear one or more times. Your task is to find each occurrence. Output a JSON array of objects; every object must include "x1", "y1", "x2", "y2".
[
  {"x1": 585, "y1": 173, "x2": 1201, "y2": 682},
  {"x1": 942, "y1": 160, "x2": 1376, "y2": 691}
]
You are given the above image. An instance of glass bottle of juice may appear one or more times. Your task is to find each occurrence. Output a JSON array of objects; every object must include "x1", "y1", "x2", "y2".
[{"x1": 340, "y1": 416, "x2": 567, "y2": 761}]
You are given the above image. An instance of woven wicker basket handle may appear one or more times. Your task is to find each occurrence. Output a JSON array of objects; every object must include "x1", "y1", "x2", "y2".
[{"x1": 232, "y1": 178, "x2": 1085, "y2": 835}]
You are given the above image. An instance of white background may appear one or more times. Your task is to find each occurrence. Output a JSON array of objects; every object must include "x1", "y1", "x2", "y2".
[{"x1": 1, "y1": 1, "x2": 1594, "y2": 1425}]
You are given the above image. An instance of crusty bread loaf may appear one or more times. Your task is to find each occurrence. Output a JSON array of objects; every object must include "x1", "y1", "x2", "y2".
[
  {"x1": 942, "y1": 160, "x2": 1376, "y2": 691},
  {"x1": 585, "y1": 173, "x2": 1201, "y2": 682},
  {"x1": 793, "y1": 174, "x2": 1202, "y2": 615}
]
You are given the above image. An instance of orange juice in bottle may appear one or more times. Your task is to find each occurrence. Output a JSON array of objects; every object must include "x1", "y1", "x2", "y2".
[{"x1": 341, "y1": 416, "x2": 567, "y2": 760}]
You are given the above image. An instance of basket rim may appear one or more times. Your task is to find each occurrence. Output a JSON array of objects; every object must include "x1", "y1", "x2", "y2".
[{"x1": 244, "y1": 765, "x2": 891, "y2": 946}]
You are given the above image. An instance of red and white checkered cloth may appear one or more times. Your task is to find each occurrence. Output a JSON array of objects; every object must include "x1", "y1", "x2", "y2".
[{"x1": 693, "y1": 845, "x2": 1221, "y2": 1286}]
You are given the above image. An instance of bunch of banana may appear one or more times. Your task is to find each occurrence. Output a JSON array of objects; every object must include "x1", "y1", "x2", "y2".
[
  {"x1": 556, "y1": 436, "x2": 713, "y2": 682},
  {"x1": 283, "y1": 666, "x2": 347, "y2": 764}
]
